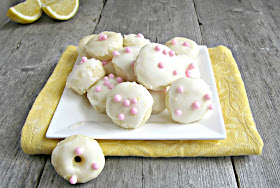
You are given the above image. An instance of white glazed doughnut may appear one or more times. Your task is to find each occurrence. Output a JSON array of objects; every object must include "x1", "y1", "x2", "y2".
[
  {"x1": 123, "y1": 33, "x2": 150, "y2": 48},
  {"x1": 85, "y1": 31, "x2": 123, "y2": 60},
  {"x1": 77, "y1": 34, "x2": 96, "y2": 58},
  {"x1": 165, "y1": 37, "x2": 199, "y2": 58},
  {"x1": 166, "y1": 77, "x2": 213, "y2": 123},
  {"x1": 100, "y1": 59, "x2": 117, "y2": 75},
  {"x1": 149, "y1": 89, "x2": 167, "y2": 114},
  {"x1": 111, "y1": 46, "x2": 141, "y2": 82},
  {"x1": 51, "y1": 135, "x2": 105, "y2": 184},
  {"x1": 66, "y1": 57, "x2": 105, "y2": 95},
  {"x1": 134, "y1": 43, "x2": 200, "y2": 90},
  {"x1": 87, "y1": 74, "x2": 123, "y2": 113},
  {"x1": 106, "y1": 82, "x2": 153, "y2": 129}
]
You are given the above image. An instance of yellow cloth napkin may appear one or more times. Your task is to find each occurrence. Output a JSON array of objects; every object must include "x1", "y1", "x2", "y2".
[{"x1": 21, "y1": 45, "x2": 263, "y2": 157}]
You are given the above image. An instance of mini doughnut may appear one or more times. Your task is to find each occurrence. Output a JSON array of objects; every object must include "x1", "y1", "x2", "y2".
[
  {"x1": 87, "y1": 74, "x2": 123, "y2": 113},
  {"x1": 165, "y1": 37, "x2": 200, "y2": 58},
  {"x1": 77, "y1": 34, "x2": 96, "y2": 58},
  {"x1": 134, "y1": 43, "x2": 200, "y2": 90},
  {"x1": 51, "y1": 135, "x2": 105, "y2": 184},
  {"x1": 123, "y1": 33, "x2": 150, "y2": 48},
  {"x1": 106, "y1": 82, "x2": 153, "y2": 129},
  {"x1": 166, "y1": 77, "x2": 213, "y2": 123},
  {"x1": 111, "y1": 46, "x2": 141, "y2": 82},
  {"x1": 100, "y1": 59, "x2": 117, "y2": 75},
  {"x1": 149, "y1": 88, "x2": 168, "y2": 114},
  {"x1": 66, "y1": 58, "x2": 105, "y2": 95},
  {"x1": 85, "y1": 31, "x2": 123, "y2": 60}
]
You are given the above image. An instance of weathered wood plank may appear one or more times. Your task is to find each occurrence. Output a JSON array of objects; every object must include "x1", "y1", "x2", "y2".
[
  {"x1": 0, "y1": 0, "x2": 104, "y2": 187},
  {"x1": 193, "y1": 0, "x2": 280, "y2": 187},
  {"x1": 36, "y1": 0, "x2": 237, "y2": 187}
]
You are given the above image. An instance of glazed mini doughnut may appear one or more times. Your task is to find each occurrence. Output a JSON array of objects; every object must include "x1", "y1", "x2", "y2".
[
  {"x1": 77, "y1": 34, "x2": 96, "y2": 58},
  {"x1": 106, "y1": 82, "x2": 153, "y2": 129},
  {"x1": 149, "y1": 89, "x2": 167, "y2": 114},
  {"x1": 166, "y1": 77, "x2": 213, "y2": 123},
  {"x1": 100, "y1": 59, "x2": 117, "y2": 75},
  {"x1": 134, "y1": 43, "x2": 200, "y2": 90},
  {"x1": 123, "y1": 33, "x2": 150, "y2": 48},
  {"x1": 66, "y1": 57, "x2": 105, "y2": 95},
  {"x1": 87, "y1": 74, "x2": 123, "y2": 113},
  {"x1": 165, "y1": 37, "x2": 200, "y2": 58},
  {"x1": 85, "y1": 31, "x2": 123, "y2": 60},
  {"x1": 51, "y1": 135, "x2": 105, "y2": 184},
  {"x1": 111, "y1": 46, "x2": 141, "y2": 82}
]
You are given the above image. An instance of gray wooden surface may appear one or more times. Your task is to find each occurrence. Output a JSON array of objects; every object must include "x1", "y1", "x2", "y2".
[{"x1": 0, "y1": 0, "x2": 279, "y2": 187}]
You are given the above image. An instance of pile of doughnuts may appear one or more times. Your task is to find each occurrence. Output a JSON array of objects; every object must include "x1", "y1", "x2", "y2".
[{"x1": 66, "y1": 31, "x2": 214, "y2": 128}]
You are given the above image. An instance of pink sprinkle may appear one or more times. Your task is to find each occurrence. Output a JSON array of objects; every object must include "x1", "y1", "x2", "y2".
[
  {"x1": 98, "y1": 33, "x2": 107, "y2": 41},
  {"x1": 108, "y1": 74, "x2": 114, "y2": 78},
  {"x1": 118, "y1": 113, "x2": 125, "y2": 120},
  {"x1": 95, "y1": 86, "x2": 102, "y2": 92},
  {"x1": 208, "y1": 104, "x2": 214, "y2": 110},
  {"x1": 125, "y1": 47, "x2": 131, "y2": 53},
  {"x1": 158, "y1": 62, "x2": 164, "y2": 69},
  {"x1": 92, "y1": 163, "x2": 99, "y2": 170},
  {"x1": 175, "y1": 109, "x2": 182, "y2": 116},
  {"x1": 192, "y1": 101, "x2": 200, "y2": 110},
  {"x1": 75, "y1": 147, "x2": 84, "y2": 155},
  {"x1": 81, "y1": 56, "x2": 87, "y2": 62},
  {"x1": 123, "y1": 99, "x2": 130, "y2": 107},
  {"x1": 74, "y1": 65, "x2": 78, "y2": 68},
  {"x1": 155, "y1": 45, "x2": 161, "y2": 51},
  {"x1": 104, "y1": 81, "x2": 110, "y2": 86},
  {"x1": 169, "y1": 50, "x2": 175, "y2": 57},
  {"x1": 70, "y1": 175, "x2": 77, "y2": 184},
  {"x1": 173, "y1": 70, "x2": 178, "y2": 75},
  {"x1": 112, "y1": 50, "x2": 120, "y2": 57},
  {"x1": 103, "y1": 76, "x2": 109, "y2": 81},
  {"x1": 131, "y1": 60, "x2": 135, "y2": 67},
  {"x1": 114, "y1": 95, "x2": 121, "y2": 102},
  {"x1": 204, "y1": 93, "x2": 211, "y2": 100},
  {"x1": 79, "y1": 61, "x2": 84, "y2": 65},
  {"x1": 131, "y1": 98, "x2": 138, "y2": 104},
  {"x1": 108, "y1": 84, "x2": 114, "y2": 89},
  {"x1": 171, "y1": 39, "x2": 177, "y2": 45},
  {"x1": 188, "y1": 63, "x2": 195, "y2": 70},
  {"x1": 137, "y1": 33, "x2": 144, "y2": 38},
  {"x1": 130, "y1": 107, "x2": 138, "y2": 115},
  {"x1": 101, "y1": 60, "x2": 108, "y2": 65},
  {"x1": 185, "y1": 69, "x2": 192, "y2": 78},
  {"x1": 183, "y1": 41, "x2": 190, "y2": 47},
  {"x1": 162, "y1": 50, "x2": 168, "y2": 55},
  {"x1": 116, "y1": 77, "x2": 123, "y2": 83},
  {"x1": 177, "y1": 86, "x2": 183, "y2": 93}
]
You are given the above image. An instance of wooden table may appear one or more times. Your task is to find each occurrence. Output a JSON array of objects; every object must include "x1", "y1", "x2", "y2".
[{"x1": 0, "y1": 0, "x2": 279, "y2": 187}]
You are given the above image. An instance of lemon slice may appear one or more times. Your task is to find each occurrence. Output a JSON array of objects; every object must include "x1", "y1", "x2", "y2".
[
  {"x1": 6, "y1": 0, "x2": 42, "y2": 24},
  {"x1": 42, "y1": 0, "x2": 79, "y2": 20}
]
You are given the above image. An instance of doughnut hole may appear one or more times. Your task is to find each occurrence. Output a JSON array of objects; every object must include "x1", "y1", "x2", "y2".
[{"x1": 73, "y1": 156, "x2": 85, "y2": 166}]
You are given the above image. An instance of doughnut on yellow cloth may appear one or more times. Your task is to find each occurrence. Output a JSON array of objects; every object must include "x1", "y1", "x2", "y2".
[{"x1": 21, "y1": 45, "x2": 264, "y2": 156}]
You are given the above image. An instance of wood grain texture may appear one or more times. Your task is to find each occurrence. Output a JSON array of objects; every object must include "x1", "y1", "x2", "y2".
[
  {"x1": 0, "y1": 0, "x2": 103, "y2": 187},
  {"x1": 193, "y1": 0, "x2": 280, "y2": 187}
]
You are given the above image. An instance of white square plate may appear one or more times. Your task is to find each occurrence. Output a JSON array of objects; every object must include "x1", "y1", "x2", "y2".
[{"x1": 46, "y1": 46, "x2": 226, "y2": 140}]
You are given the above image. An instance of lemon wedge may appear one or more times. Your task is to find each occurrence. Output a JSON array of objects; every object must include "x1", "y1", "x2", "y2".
[
  {"x1": 42, "y1": 0, "x2": 79, "y2": 20},
  {"x1": 6, "y1": 0, "x2": 42, "y2": 24}
]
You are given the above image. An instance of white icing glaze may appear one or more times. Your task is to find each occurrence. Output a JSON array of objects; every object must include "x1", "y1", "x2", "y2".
[
  {"x1": 165, "y1": 37, "x2": 199, "y2": 58},
  {"x1": 149, "y1": 89, "x2": 167, "y2": 114},
  {"x1": 111, "y1": 46, "x2": 141, "y2": 81},
  {"x1": 66, "y1": 59, "x2": 105, "y2": 95},
  {"x1": 166, "y1": 77, "x2": 212, "y2": 123},
  {"x1": 85, "y1": 31, "x2": 123, "y2": 60},
  {"x1": 51, "y1": 135, "x2": 105, "y2": 184},
  {"x1": 77, "y1": 34, "x2": 96, "y2": 57},
  {"x1": 106, "y1": 82, "x2": 153, "y2": 129},
  {"x1": 123, "y1": 34, "x2": 150, "y2": 47},
  {"x1": 87, "y1": 75, "x2": 122, "y2": 113},
  {"x1": 134, "y1": 43, "x2": 200, "y2": 90}
]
